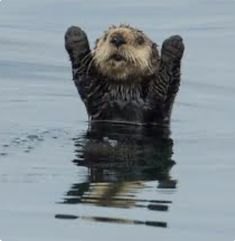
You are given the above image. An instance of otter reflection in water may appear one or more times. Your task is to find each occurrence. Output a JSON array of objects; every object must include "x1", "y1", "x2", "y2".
[{"x1": 56, "y1": 123, "x2": 177, "y2": 228}]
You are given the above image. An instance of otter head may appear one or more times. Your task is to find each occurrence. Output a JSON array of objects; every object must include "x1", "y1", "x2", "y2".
[{"x1": 93, "y1": 25, "x2": 160, "y2": 81}]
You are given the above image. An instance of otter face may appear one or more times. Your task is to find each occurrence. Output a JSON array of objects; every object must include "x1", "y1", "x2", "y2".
[{"x1": 93, "y1": 25, "x2": 159, "y2": 80}]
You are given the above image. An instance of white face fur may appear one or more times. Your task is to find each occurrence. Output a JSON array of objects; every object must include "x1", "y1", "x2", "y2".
[{"x1": 93, "y1": 25, "x2": 159, "y2": 81}]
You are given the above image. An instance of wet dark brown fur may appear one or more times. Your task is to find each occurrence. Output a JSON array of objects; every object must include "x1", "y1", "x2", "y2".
[{"x1": 65, "y1": 24, "x2": 184, "y2": 125}]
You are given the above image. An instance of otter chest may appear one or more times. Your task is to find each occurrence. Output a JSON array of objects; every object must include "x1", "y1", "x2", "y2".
[{"x1": 87, "y1": 82, "x2": 154, "y2": 123}]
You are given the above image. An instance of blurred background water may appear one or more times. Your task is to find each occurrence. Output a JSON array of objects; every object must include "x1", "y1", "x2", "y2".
[{"x1": 0, "y1": 0, "x2": 235, "y2": 240}]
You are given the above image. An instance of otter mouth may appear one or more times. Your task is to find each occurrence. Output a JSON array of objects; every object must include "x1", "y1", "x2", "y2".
[{"x1": 110, "y1": 54, "x2": 126, "y2": 62}]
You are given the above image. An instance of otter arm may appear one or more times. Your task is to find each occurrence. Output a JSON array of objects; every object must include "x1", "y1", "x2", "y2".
[
  {"x1": 65, "y1": 26, "x2": 91, "y2": 99},
  {"x1": 160, "y1": 35, "x2": 184, "y2": 122}
]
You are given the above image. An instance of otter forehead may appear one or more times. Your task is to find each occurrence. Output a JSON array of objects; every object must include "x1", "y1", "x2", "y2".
[{"x1": 96, "y1": 25, "x2": 151, "y2": 46}]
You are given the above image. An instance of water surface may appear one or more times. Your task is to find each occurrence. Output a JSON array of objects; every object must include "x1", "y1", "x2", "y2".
[{"x1": 0, "y1": 0, "x2": 235, "y2": 240}]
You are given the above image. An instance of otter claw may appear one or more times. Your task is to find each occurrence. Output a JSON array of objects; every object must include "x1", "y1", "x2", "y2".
[{"x1": 161, "y1": 35, "x2": 184, "y2": 62}]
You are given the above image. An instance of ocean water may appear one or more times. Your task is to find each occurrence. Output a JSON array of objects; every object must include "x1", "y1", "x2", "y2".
[{"x1": 0, "y1": 0, "x2": 235, "y2": 240}]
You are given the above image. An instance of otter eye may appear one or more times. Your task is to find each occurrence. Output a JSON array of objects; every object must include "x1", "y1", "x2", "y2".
[{"x1": 136, "y1": 36, "x2": 145, "y2": 45}]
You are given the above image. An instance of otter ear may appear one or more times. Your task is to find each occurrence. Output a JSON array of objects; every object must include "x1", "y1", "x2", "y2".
[
  {"x1": 152, "y1": 42, "x2": 158, "y2": 48},
  {"x1": 95, "y1": 38, "x2": 100, "y2": 48}
]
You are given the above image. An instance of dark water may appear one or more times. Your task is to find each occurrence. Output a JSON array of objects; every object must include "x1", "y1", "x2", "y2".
[{"x1": 0, "y1": 0, "x2": 235, "y2": 240}]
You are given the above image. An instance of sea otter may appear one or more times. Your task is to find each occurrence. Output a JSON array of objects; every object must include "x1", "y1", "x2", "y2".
[{"x1": 65, "y1": 24, "x2": 184, "y2": 125}]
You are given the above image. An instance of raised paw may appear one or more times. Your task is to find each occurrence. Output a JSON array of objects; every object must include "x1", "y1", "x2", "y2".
[
  {"x1": 65, "y1": 26, "x2": 90, "y2": 59},
  {"x1": 161, "y1": 35, "x2": 184, "y2": 63}
]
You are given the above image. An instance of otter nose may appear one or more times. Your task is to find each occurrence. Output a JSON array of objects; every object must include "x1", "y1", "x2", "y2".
[{"x1": 110, "y1": 34, "x2": 126, "y2": 47}]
